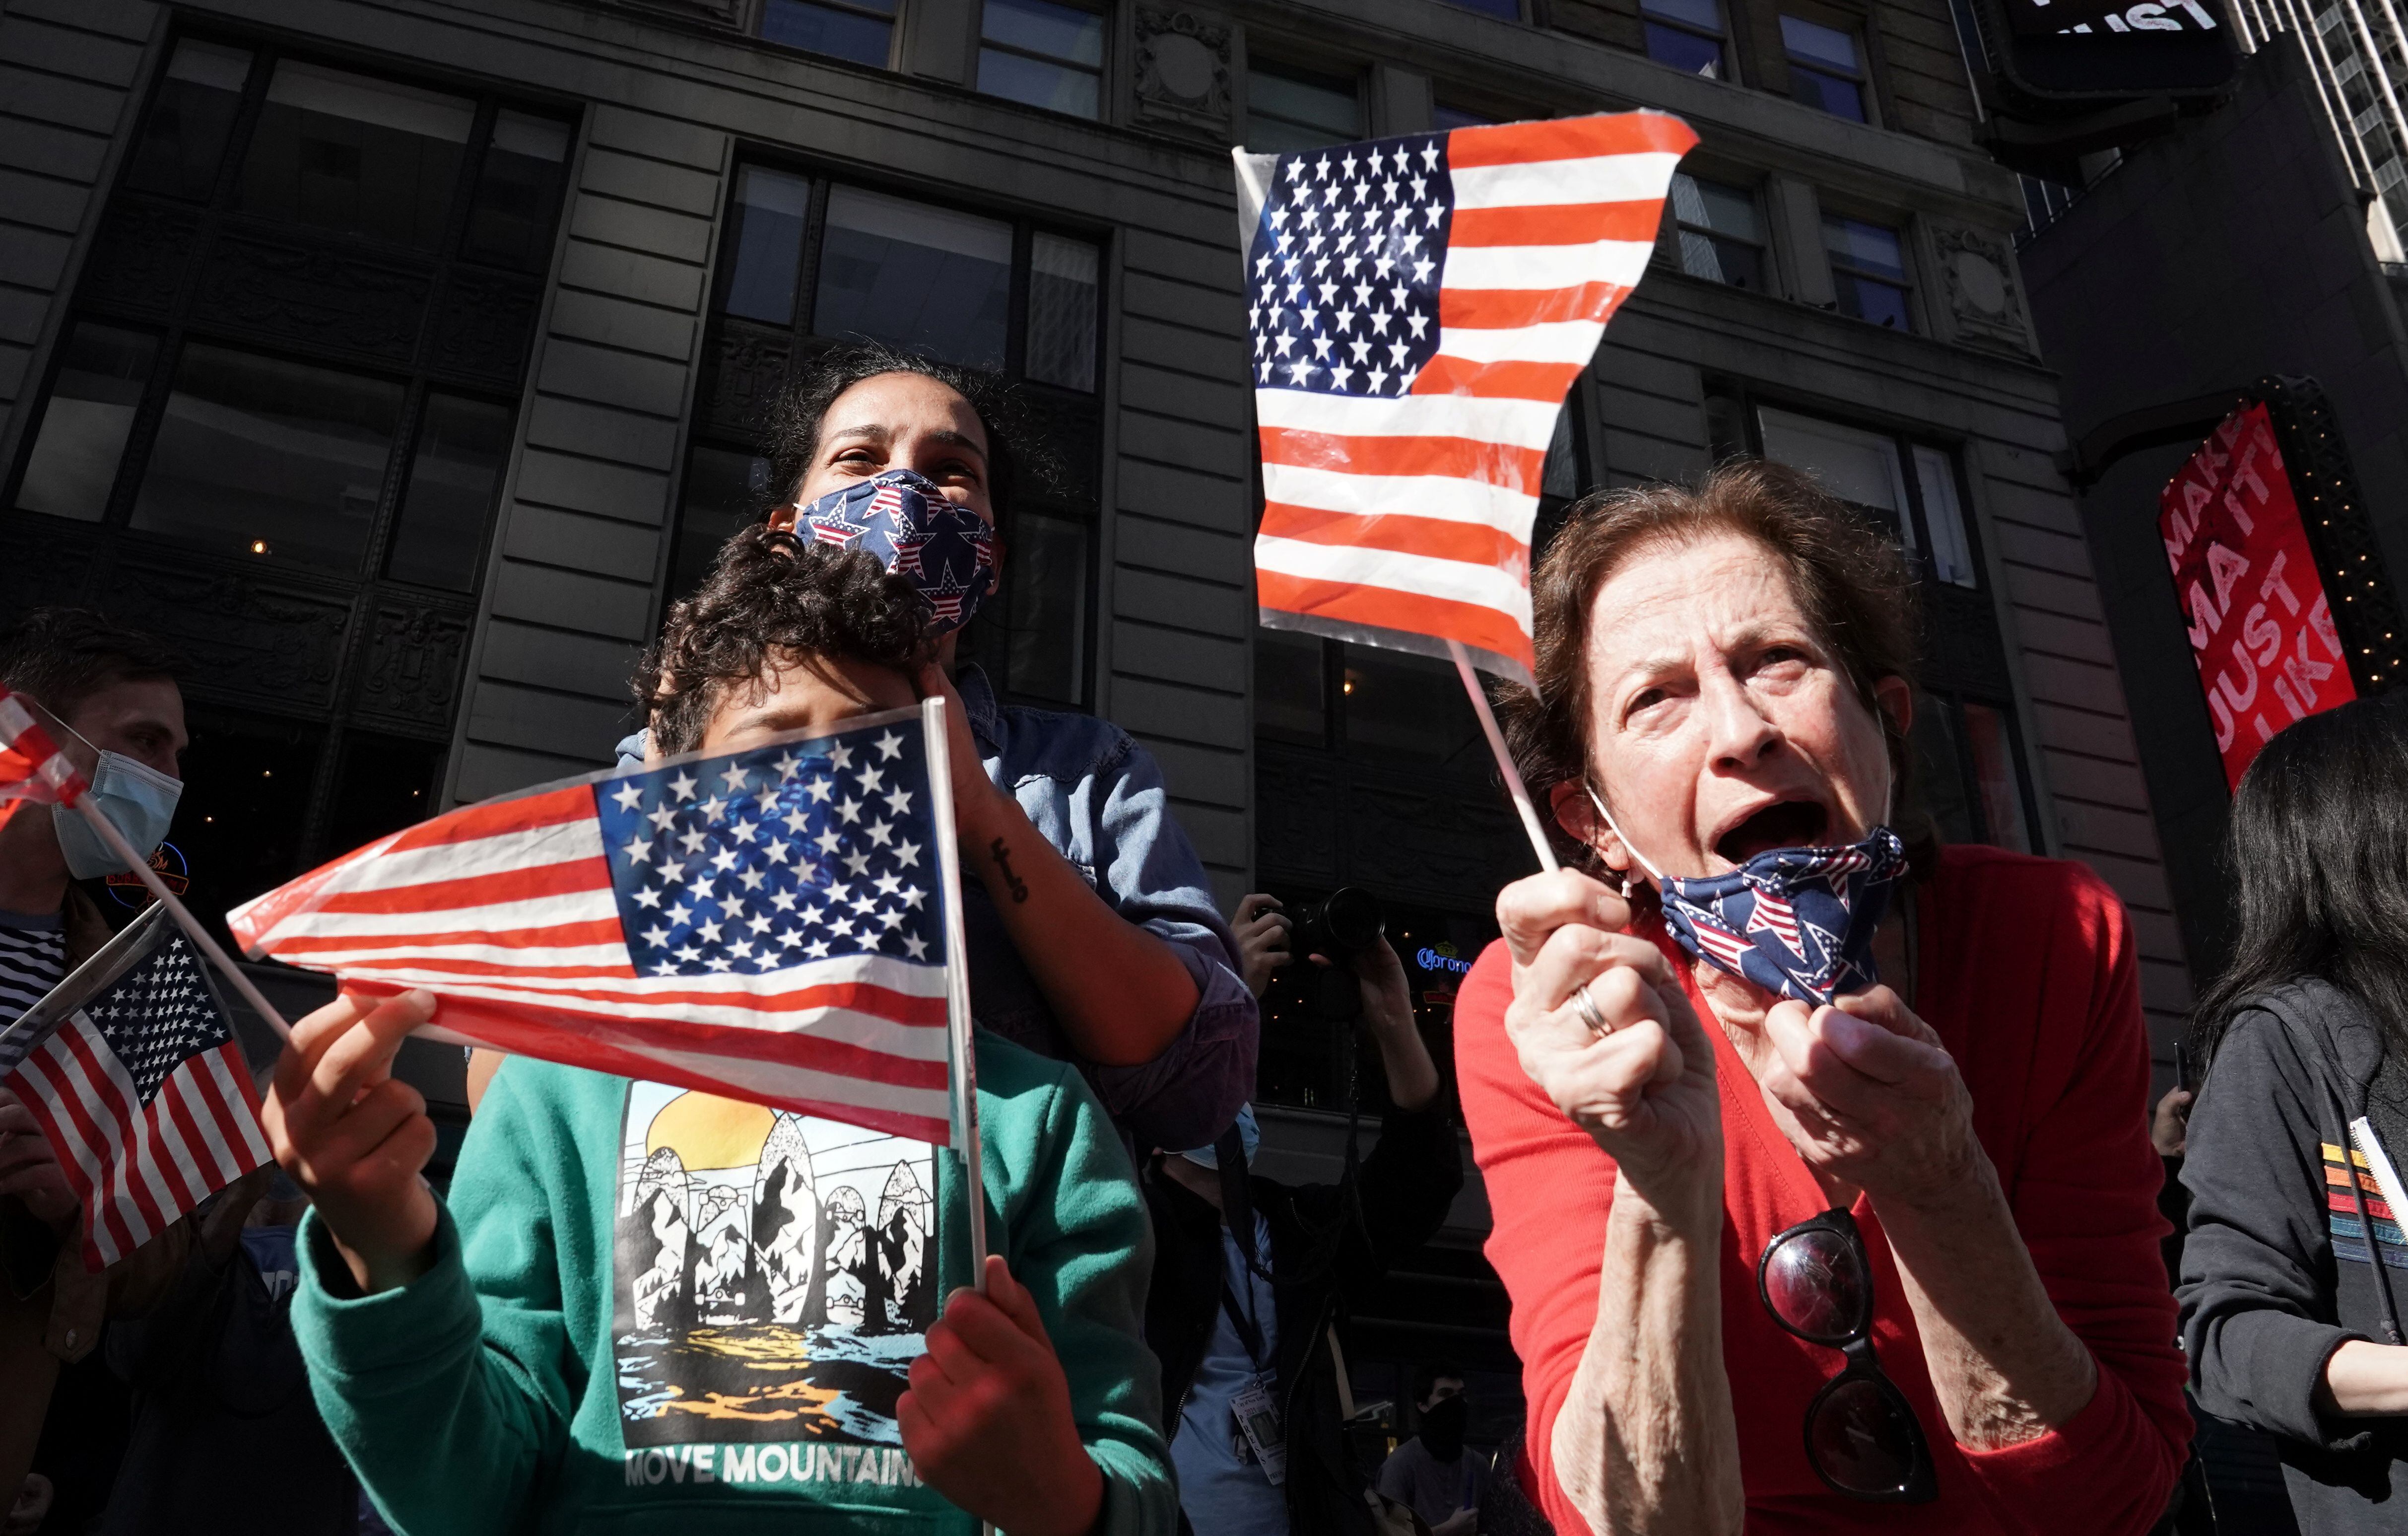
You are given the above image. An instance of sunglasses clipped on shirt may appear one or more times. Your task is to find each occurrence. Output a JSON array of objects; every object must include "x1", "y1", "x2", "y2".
[{"x1": 1756, "y1": 1207, "x2": 1939, "y2": 1504}]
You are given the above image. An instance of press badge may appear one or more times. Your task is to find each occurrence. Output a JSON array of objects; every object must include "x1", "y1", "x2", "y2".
[{"x1": 1231, "y1": 1378, "x2": 1287, "y2": 1485}]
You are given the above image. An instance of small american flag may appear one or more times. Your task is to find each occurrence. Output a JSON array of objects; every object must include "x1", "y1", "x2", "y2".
[
  {"x1": 0, "y1": 688, "x2": 85, "y2": 838},
  {"x1": 229, "y1": 708, "x2": 961, "y2": 1147},
  {"x1": 1, "y1": 908, "x2": 271, "y2": 1270},
  {"x1": 1236, "y1": 113, "x2": 1696, "y2": 681}
]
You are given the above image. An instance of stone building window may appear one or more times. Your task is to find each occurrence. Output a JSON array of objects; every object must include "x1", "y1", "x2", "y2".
[
  {"x1": 1645, "y1": 0, "x2": 1735, "y2": 79},
  {"x1": 0, "y1": 32, "x2": 571, "y2": 934},
  {"x1": 1781, "y1": 13, "x2": 1872, "y2": 121},
  {"x1": 1244, "y1": 60, "x2": 1361, "y2": 152},
  {"x1": 978, "y1": 0, "x2": 1108, "y2": 119},
  {"x1": 759, "y1": 0, "x2": 899, "y2": 68},
  {"x1": 1822, "y1": 214, "x2": 1913, "y2": 329},
  {"x1": 1440, "y1": 0, "x2": 1525, "y2": 16},
  {"x1": 680, "y1": 164, "x2": 1104, "y2": 708},
  {"x1": 1668, "y1": 173, "x2": 1767, "y2": 290}
]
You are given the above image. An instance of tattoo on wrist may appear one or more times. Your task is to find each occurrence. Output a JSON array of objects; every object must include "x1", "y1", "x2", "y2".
[{"x1": 989, "y1": 838, "x2": 1030, "y2": 904}]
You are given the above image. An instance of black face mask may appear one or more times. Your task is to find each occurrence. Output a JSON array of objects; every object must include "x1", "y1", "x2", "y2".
[{"x1": 1419, "y1": 1394, "x2": 1469, "y2": 1461}]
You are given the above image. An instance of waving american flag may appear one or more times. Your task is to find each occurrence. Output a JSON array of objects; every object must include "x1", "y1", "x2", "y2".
[
  {"x1": 1237, "y1": 113, "x2": 1696, "y2": 681},
  {"x1": 229, "y1": 707, "x2": 964, "y2": 1147}
]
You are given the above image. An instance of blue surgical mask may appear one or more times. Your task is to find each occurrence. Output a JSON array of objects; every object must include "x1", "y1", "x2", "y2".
[
  {"x1": 53, "y1": 739, "x2": 182, "y2": 880},
  {"x1": 797, "y1": 469, "x2": 998, "y2": 635},
  {"x1": 1588, "y1": 786, "x2": 1904, "y2": 1007}
]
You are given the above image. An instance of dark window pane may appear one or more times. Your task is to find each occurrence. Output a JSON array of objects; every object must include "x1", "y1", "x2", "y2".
[
  {"x1": 723, "y1": 166, "x2": 813, "y2": 324},
  {"x1": 323, "y1": 729, "x2": 446, "y2": 857},
  {"x1": 171, "y1": 707, "x2": 328, "y2": 953},
  {"x1": 977, "y1": 48, "x2": 1102, "y2": 117},
  {"x1": 1432, "y1": 103, "x2": 1494, "y2": 131},
  {"x1": 461, "y1": 109, "x2": 572, "y2": 272},
  {"x1": 1672, "y1": 173, "x2": 1761, "y2": 239},
  {"x1": 14, "y1": 323, "x2": 157, "y2": 522},
  {"x1": 131, "y1": 343, "x2": 403, "y2": 572},
  {"x1": 669, "y1": 445, "x2": 773, "y2": 605},
  {"x1": 1646, "y1": 0, "x2": 1726, "y2": 27},
  {"x1": 1342, "y1": 645, "x2": 1481, "y2": 767},
  {"x1": 1027, "y1": 232, "x2": 1098, "y2": 390},
  {"x1": 760, "y1": 0, "x2": 896, "y2": 67},
  {"x1": 1645, "y1": 22, "x2": 1729, "y2": 76},
  {"x1": 1678, "y1": 231, "x2": 1765, "y2": 287},
  {"x1": 239, "y1": 61, "x2": 472, "y2": 250},
  {"x1": 388, "y1": 394, "x2": 511, "y2": 591},
  {"x1": 1908, "y1": 695, "x2": 1978, "y2": 846},
  {"x1": 1961, "y1": 702, "x2": 2031, "y2": 852},
  {"x1": 1781, "y1": 14, "x2": 1861, "y2": 70},
  {"x1": 1823, "y1": 215, "x2": 1907, "y2": 279},
  {"x1": 1247, "y1": 63, "x2": 1360, "y2": 152},
  {"x1": 1442, "y1": 0, "x2": 1522, "y2": 15},
  {"x1": 1834, "y1": 272, "x2": 1912, "y2": 328},
  {"x1": 1256, "y1": 629, "x2": 1326, "y2": 744},
  {"x1": 812, "y1": 185, "x2": 1012, "y2": 370},
  {"x1": 1790, "y1": 66, "x2": 1867, "y2": 121},
  {"x1": 124, "y1": 39, "x2": 253, "y2": 201},
  {"x1": 997, "y1": 510, "x2": 1089, "y2": 704},
  {"x1": 982, "y1": 0, "x2": 1105, "y2": 65},
  {"x1": 1543, "y1": 403, "x2": 1580, "y2": 499}
]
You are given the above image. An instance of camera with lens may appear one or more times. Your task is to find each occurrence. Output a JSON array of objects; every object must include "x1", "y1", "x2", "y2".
[{"x1": 1289, "y1": 886, "x2": 1385, "y2": 1019}]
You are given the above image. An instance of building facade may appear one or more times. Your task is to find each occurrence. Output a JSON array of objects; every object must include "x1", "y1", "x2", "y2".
[{"x1": 0, "y1": 0, "x2": 2188, "y2": 1431}]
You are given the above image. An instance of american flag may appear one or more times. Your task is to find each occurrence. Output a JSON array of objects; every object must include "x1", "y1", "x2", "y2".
[
  {"x1": 0, "y1": 908, "x2": 271, "y2": 1270},
  {"x1": 0, "y1": 688, "x2": 85, "y2": 837},
  {"x1": 1237, "y1": 113, "x2": 1697, "y2": 681},
  {"x1": 229, "y1": 708, "x2": 960, "y2": 1147}
]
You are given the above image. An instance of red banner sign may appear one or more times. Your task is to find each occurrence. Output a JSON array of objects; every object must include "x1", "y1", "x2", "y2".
[{"x1": 2159, "y1": 402, "x2": 2354, "y2": 789}]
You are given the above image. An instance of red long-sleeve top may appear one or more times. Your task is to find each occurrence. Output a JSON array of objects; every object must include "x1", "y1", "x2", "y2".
[{"x1": 1455, "y1": 844, "x2": 2189, "y2": 1535}]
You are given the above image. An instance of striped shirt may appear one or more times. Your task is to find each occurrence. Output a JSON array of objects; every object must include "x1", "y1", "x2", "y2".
[{"x1": 0, "y1": 910, "x2": 67, "y2": 1028}]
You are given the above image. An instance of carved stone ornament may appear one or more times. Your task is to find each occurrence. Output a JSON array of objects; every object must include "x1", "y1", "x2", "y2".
[
  {"x1": 1135, "y1": 5, "x2": 1233, "y2": 133},
  {"x1": 356, "y1": 601, "x2": 471, "y2": 730},
  {"x1": 1932, "y1": 225, "x2": 2036, "y2": 358}
]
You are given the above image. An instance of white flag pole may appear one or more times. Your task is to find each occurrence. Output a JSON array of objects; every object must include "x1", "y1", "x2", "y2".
[
  {"x1": 71, "y1": 797, "x2": 294, "y2": 1042},
  {"x1": 1448, "y1": 640, "x2": 1561, "y2": 875},
  {"x1": 920, "y1": 695, "x2": 989, "y2": 1298}
]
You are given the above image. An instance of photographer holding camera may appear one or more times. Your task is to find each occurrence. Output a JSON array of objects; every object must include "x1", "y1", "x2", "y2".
[{"x1": 1143, "y1": 891, "x2": 1465, "y2": 1536}]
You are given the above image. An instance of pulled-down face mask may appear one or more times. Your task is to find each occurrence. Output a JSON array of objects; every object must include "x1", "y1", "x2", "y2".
[
  {"x1": 1589, "y1": 786, "x2": 1906, "y2": 1008},
  {"x1": 797, "y1": 469, "x2": 998, "y2": 635}
]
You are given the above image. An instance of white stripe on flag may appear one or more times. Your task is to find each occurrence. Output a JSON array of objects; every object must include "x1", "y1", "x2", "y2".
[
  {"x1": 392, "y1": 980, "x2": 953, "y2": 1060},
  {"x1": 277, "y1": 938, "x2": 634, "y2": 972},
  {"x1": 279, "y1": 815, "x2": 609, "y2": 917},
  {"x1": 264, "y1": 886, "x2": 620, "y2": 942},
  {"x1": 144, "y1": 1079, "x2": 211, "y2": 1206},
  {"x1": 17, "y1": 1036, "x2": 107, "y2": 1190},
  {"x1": 200, "y1": 1047, "x2": 273, "y2": 1170},
  {"x1": 1254, "y1": 535, "x2": 1537, "y2": 623},
  {"x1": 1261, "y1": 462, "x2": 1540, "y2": 532},
  {"x1": 167, "y1": 1066, "x2": 238, "y2": 1189},
  {"x1": 1449, "y1": 151, "x2": 1689, "y2": 210},
  {"x1": 1428, "y1": 317, "x2": 1608, "y2": 361},
  {"x1": 1254, "y1": 388, "x2": 1564, "y2": 448},
  {"x1": 573, "y1": 1038, "x2": 952, "y2": 1126},
  {"x1": 1439, "y1": 239, "x2": 1655, "y2": 294}
]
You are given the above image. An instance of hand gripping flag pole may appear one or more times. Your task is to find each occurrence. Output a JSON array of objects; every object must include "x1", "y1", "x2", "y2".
[
  {"x1": 919, "y1": 694, "x2": 989, "y2": 1298},
  {"x1": 0, "y1": 688, "x2": 293, "y2": 1042}
]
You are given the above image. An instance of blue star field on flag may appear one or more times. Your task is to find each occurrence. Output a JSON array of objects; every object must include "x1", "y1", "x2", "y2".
[
  {"x1": 596, "y1": 720, "x2": 943, "y2": 980},
  {"x1": 0, "y1": 930, "x2": 231, "y2": 1089},
  {"x1": 1242, "y1": 132, "x2": 1455, "y2": 397}
]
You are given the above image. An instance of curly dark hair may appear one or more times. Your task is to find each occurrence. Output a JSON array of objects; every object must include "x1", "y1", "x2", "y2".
[
  {"x1": 634, "y1": 526, "x2": 934, "y2": 755},
  {"x1": 1498, "y1": 460, "x2": 1933, "y2": 882},
  {"x1": 763, "y1": 342, "x2": 1058, "y2": 533},
  {"x1": 0, "y1": 607, "x2": 182, "y2": 722}
]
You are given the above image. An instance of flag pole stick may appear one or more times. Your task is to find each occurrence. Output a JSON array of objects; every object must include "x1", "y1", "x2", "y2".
[
  {"x1": 1447, "y1": 639, "x2": 1560, "y2": 875},
  {"x1": 920, "y1": 695, "x2": 989, "y2": 1299},
  {"x1": 71, "y1": 798, "x2": 294, "y2": 1042}
]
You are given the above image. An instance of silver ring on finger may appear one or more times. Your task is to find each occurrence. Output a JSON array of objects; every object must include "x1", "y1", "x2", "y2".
[{"x1": 1571, "y1": 979, "x2": 1611, "y2": 1038}]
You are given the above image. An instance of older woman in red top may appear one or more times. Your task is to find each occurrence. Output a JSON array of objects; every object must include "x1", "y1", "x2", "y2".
[{"x1": 1455, "y1": 463, "x2": 2188, "y2": 1535}]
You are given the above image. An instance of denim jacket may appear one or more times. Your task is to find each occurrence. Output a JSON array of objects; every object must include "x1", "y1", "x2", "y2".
[{"x1": 612, "y1": 666, "x2": 1257, "y2": 1152}]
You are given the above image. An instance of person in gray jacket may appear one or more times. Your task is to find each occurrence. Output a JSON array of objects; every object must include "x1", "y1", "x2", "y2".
[{"x1": 2180, "y1": 697, "x2": 2408, "y2": 1532}]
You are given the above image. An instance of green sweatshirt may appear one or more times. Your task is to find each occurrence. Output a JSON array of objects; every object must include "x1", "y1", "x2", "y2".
[{"x1": 291, "y1": 1033, "x2": 1174, "y2": 1535}]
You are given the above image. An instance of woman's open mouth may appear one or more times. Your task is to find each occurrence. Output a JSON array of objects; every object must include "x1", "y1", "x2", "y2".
[{"x1": 1714, "y1": 799, "x2": 1831, "y2": 864}]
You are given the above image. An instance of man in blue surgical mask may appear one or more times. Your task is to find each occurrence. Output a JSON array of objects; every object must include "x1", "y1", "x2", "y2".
[{"x1": 0, "y1": 607, "x2": 189, "y2": 1529}]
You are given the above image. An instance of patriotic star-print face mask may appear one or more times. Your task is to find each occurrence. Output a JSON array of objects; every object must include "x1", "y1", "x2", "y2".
[
  {"x1": 796, "y1": 469, "x2": 997, "y2": 636},
  {"x1": 1587, "y1": 786, "x2": 1907, "y2": 1007}
]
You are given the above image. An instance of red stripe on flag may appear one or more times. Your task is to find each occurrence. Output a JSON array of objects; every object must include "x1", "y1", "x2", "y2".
[
  {"x1": 1448, "y1": 202, "x2": 1666, "y2": 247},
  {"x1": 314, "y1": 856, "x2": 615, "y2": 915},
  {"x1": 187, "y1": 1047, "x2": 268, "y2": 1179},
  {"x1": 56, "y1": 1024, "x2": 169, "y2": 1245},
  {"x1": 1260, "y1": 503, "x2": 1530, "y2": 567},
  {"x1": 1408, "y1": 357, "x2": 1586, "y2": 402},
  {"x1": 316, "y1": 955, "x2": 643, "y2": 981},
  {"x1": 264, "y1": 915, "x2": 629, "y2": 959},
  {"x1": 14, "y1": 1048, "x2": 139, "y2": 1261},
  {"x1": 415, "y1": 1002, "x2": 954, "y2": 1145},
  {"x1": 155, "y1": 1077, "x2": 219, "y2": 1206},
  {"x1": 1439, "y1": 284, "x2": 1637, "y2": 330},
  {"x1": 1257, "y1": 570, "x2": 1533, "y2": 667},
  {"x1": 335, "y1": 974, "x2": 942, "y2": 1024},
  {"x1": 1444, "y1": 113, "x2": 1699, "y2": 167},
  {"x1": 384, "y1": 784, "x2": 596, "y2": 854},
  {"x1": 1258, "y1": 427, "x2": 1547, "y2": 490}
]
